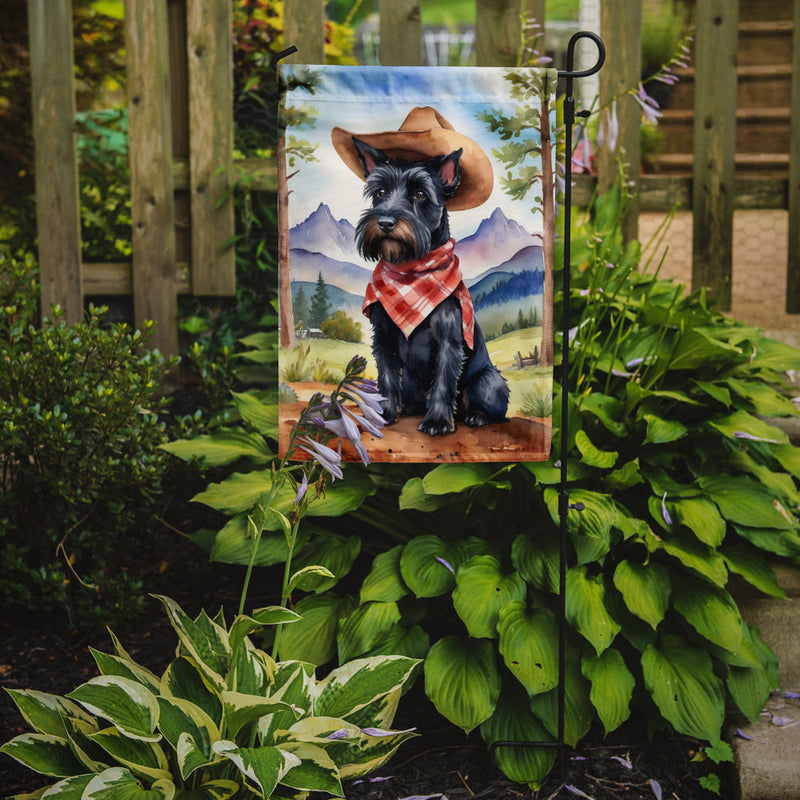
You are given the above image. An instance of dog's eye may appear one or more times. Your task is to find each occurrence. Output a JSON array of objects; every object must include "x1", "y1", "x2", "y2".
[
  {"x1": 375, "y1": 188, "x2": 387, "y2": 199},
  {"x1": 412, "y1": 189, "x2": 427, "y2": 201}
]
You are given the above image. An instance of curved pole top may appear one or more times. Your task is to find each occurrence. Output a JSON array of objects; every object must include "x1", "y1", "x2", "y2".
[{"x1": 558, "y1": 31, "x2": 605, "y2": 80}]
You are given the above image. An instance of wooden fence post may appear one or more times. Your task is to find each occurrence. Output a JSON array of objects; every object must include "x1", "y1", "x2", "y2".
[
  {"x1": 379, "y1": 0, "x2": 422, "y2": 66},
  {"x1": 187, "y1": 0, "x2": 235, "y2": 295},
  {"x1": 284, "y1": 0, "x2": 325, "y2": 63},
  {"x1": 692, "y1": 0, "x2": 738, "y2": 311},
  {"x1": 28, "y1": 0, "x2": 83, "y2": 324},
  {"x1": 787, "y1": 0, "x2": 800, "y2": 313},
  {"x1": 126, "y1": 0, "x2": 178, "y2": 355},
  {"x1": 598, "y1": 0, "x2": 641, "y2": 244}
]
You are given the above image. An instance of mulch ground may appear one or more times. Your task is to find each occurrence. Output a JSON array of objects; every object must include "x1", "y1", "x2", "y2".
[{"x1": 0, "y1": 590, "x2": 732, "y2": 800}]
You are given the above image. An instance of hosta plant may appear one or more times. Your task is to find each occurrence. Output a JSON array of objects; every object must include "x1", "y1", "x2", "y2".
[{"x1": 0, "y1": 595, "x2": 419, "y2": 800}]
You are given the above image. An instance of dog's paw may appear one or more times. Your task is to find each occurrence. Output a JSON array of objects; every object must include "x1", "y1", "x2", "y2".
[
  {"x1": 418, "y1": 415, "x2": 455, "y2": 436},
  {"x1": 400, "y1": 402, "x2": 426, "y2": 416},
  {"x1": 464, "y1": 410, "x2": 498, "y2": 428}
]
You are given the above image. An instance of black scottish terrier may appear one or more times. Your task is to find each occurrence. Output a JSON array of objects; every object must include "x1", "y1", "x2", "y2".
[{"x1": 353, "y1": 138, "x2": 509, "y2": 436}]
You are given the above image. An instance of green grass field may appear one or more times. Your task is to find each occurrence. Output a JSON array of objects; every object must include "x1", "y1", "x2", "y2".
[{"x1": 281, "y1": 324, "x2": 552, "y2": 418}]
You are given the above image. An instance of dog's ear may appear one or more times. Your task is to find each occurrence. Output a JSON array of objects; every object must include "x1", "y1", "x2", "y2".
[
  {"x1": 353, "y1": 138, "x2": 388, "y2": 178},
  {"x1": 432, "y1": 148, "x2": 462, "y2": 197}
]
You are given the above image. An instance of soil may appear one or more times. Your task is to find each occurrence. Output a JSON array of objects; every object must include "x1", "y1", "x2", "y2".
[{"x1": 0, "y1": 593, "x2": 732, "y2": 800}]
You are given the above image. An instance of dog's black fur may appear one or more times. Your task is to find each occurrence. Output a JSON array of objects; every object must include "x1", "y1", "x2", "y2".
[{"x1": 353, "y1": 138, "x2": 509, "y2": 436}]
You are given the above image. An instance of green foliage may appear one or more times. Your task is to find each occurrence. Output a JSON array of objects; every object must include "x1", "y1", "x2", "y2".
[
  {"x1": 0, "y1": 253, "x2": 175, "y2": 622},
  {"x1": 0, "y1": 596, "x2": 419, "y2": 799},
  {"x1": 320, "y1": 310, "x2": 363, "y2": 343}
]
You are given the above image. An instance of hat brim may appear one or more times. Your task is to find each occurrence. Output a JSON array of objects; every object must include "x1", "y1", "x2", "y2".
[{"x1": 331, "y1": 126, "x2": 494, "y2": 212}]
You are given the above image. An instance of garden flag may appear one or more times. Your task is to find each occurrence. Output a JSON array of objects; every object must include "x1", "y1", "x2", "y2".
[{"x1": 278, "y1": 65, "x2": 557, "y2": 462}]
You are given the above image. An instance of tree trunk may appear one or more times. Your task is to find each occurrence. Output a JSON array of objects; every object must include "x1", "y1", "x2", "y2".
[
  {"x1": 278, "y1": 127, "x2": 295, "y2": 349},
  {"x1": 539, "y1": 73, "x2": 555, "y2": 366}
]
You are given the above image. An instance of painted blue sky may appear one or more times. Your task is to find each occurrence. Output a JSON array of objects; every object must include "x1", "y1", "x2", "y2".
[{"x1": 282, "y1": 65, "x2": 556, "y2": 242}]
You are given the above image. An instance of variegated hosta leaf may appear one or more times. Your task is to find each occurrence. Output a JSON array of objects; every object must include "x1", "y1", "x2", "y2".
[
  {"x1": 39, "y1": 773, "x2": 94, "y2": 798},
  {"x1": 230, "y1": 640, "x2": 275, "y2": 696},
  {"x1": 4, "y1": 689, "x2": 93, "y2": 737},
  {"x1": 258, "y1": 662, "x2": 315, "y2": 745},
  {"x1": 275, "y1": 741, "x2": 344, "y2": 796},
  {"x1": 228, "y1": 610, "x2": 299, "y2": 657},
  {"x1": 335, "y1": 726, "x2": 418, "y2": 781},
  {"x1": 171, "y1": 779, "x2": 239, "y2": 800},
  {"x1": 642, "y1": 634, "x2": 725, "y2": 741},
  {"x1": 496, "y1": 601, "x2": 559, "y2": 696},
  {"x1": 480, "y1": 681, "x2": 555, "y2": 790},
  {"x1": 160, "y1": 657, "x2": 222, "y2": 727},
  {"x1": 212, "y1": 741, "x2": 300, "y2": 798},
  {"x1": 88, "y1": 727, "x2": 171, "y2": 782},
  {"x1": 612, "y1": 560, "x2": 670, "y2": 629},
  {"x1": 175, "y1": 732, "x2": 216, "y2": 783},
  {"x1": 61, "y1": 716, "x2": 107, "y2": 773},
  {"x1": 581, "y1": 649, "x2": 635, "y2": 734},
  {"x1": 81, "y1": 767, "x2": 175, "y2": 799},
  {"x1": 565, "y1": 566, "x2": 621, "y2": 655},
  {"x1": 313, "y1": 656, "x2": 420, "y2": 721},
  {"x1": 0, "y1": 732, "x2": 85, "y2": 777},
  {"x1": 89, "y1": 648, "x2": 161, "y2": 694},
  {"x1": 154, "y1": 596, "x2": 231, "y2": 690},
  {"x1": 156, "y1": 696, "x2": 219, "y2": 778},
  {"x1": 66, "y1": 676, "x2": 160, "y2": 742},
  {"x1": 424, "y1": 636, "x2": 501, "y2": 734},
  {"x1": 221, "y1": 691, "x2": 299, "y2": 740},
  {"x1": 452, "y1": 556, "x2": 526, "y2": 639}
]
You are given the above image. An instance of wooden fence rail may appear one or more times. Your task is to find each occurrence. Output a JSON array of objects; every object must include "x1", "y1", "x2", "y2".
[{"x1": 27, "y1": 0, "x2": 799, "y2": 356}]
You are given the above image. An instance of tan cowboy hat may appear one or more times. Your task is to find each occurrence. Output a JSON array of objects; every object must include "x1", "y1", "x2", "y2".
[{"x1": 331, "y1": 106, "x2": 493, "y2": 211}]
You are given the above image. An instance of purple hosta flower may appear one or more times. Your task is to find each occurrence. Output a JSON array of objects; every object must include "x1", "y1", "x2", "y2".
[
  {"x1": 325, "y1": 729, "x2": 351, "y2": 740},
  {"x1": 396, "y1": 795, "x2": 447, "y2": 800},
  {"x1": 611, "y1": 755, "x2": 633, "y2": 769},
  {"x1": 783, "y1": 691, "x2": 800, "y2": 699},
  {"x1": 661, "y1": 492, "x2": 673, "y2": 526},
  {"x1": 565, "y1": 786, "x2": 595, "y2": 799},
  {"x1": 649, "y1": 779, "x2": 663, "y2": 800},
  {"x1": 295, "y1": 435, "x2": 344, "y2": 480},
  {"x1": 293, "y1": 472, "x2": 308, "y2": 505},
  {"x1": 351, "y1": 776, "x2": 394, "y2": 786},
  {"x1": 435, "y1": 556, "x2": 455, "y2": 574},
  {"x1": 734, "y1": 431, "x2": 779, "y2": 444},
  {"x1": 362, "y1": 726, "x2": 417, "y2": 737},
  {"x1": 323, "y1": 401, "x2": 370, "y2": 465},
  {"x1": 633, "y1": 83, "x2": 662, "y2": 125},
  {"x1": 735, "y1": 728, "x2": 756, "y2": 741},
  {"x1": 598, "y1": 100, "x2": 619, "y2": 153}
]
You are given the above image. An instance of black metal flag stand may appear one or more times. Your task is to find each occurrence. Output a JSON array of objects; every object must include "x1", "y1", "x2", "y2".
[{"x1": 490, "y1": 30, "x2": 605, "y2": 776}]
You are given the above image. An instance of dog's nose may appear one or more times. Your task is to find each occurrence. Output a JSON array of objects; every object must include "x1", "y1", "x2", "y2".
[{"x1": 377, "y1": 217, "x2": 395, "y2": 233}]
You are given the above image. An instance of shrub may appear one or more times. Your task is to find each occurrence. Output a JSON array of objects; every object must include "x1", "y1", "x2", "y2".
[
  {"x1": 0, "y1": 253, "x2": 174, "y2": 623},
  {"x1": 320, "y1": 310, "x2": 363, "y2": 343}
]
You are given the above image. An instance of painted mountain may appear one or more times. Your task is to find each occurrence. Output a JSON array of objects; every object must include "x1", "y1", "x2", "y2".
[{"x1": 288, "y1": 203, "x2": 544, "y2": 341}]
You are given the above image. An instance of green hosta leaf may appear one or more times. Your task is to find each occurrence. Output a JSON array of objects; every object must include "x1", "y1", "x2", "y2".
[
  {"x1": 575, "y1": 429, "x2": 618, "y2": 468},
  {"x1": 231, "y1": 391, "x2": 279, "y2": 437},
  {"x1": 642, "y1": 634, "x2": 725, "y2": 741},
  {"x1": 733, "y1": 524, "x2": 800, "y2": 558},
  {"x1": 192, "y1": 471, "x2": 273, "y2": 514},
  {"x1": 288, "y1": 565, "x2": 336, "y2": 594},
  {"x1": 160, "y1": 658, "x2": 222, "y2": 727},
  {"x1": 566, "y1": 566, "x2": 621, "y2": 655},
  {"x1": 480, "y1": 681, "x2": 555, "y2": 789},
  {"x1": 155, "y1": 597, "x2": 231, "y2": 690},
  {"x1": 82, "y1": 768, "x2": 174, "y2": 799},
  {"x1": 693, "y1": 380, "x2": 731, "y2": 407},
  {"x1": 424, "y1": 636, "x2": 501, "y2": 734},
  {"x1": 172, "y1": 780, "x2": 239, "y2": 800},
  {"x1": 337, "y1": 601, "x2": 402, "y2": 663},
  {"x1": 291, "y1": 535, "x2": 361, "y2": 592},
  {"x1": 511, "y1": 534, "x2": 559, "y2": 593},
  {"x1": 421, "y1": 463, "x2": 495, "y2": 494},
  {"x1": 88, "y1": 727, "x2": 170, "y2": 782},
  {"x1": 727, "y1": 663, "x2": 773, "y2": 724},
  {"x1": 4, "y1": 690, "x2": 93, "y2": 737},
  {"x1": 67, "y1": 676, "x2": 160, "y2": 742},
  {"x1": 612, "y1": 560, "x2": 670, "y2": 629},
  {"x1": 773, "y1": 443, "x2": 800, "y2": 477},
  {"x1": 581, "y1": 649, "x2": 635, "y2": 734},
  {"x1": 276, "y1": 741, "x2": 343, "y2": 796},
  {"x1": 668, "y1": 328, "x2": 742, "y2": 370},
  {"x1": 700, "y1": 475, "x2": 797, "y2": 530},
  {"x1": 221, "y1": 692, "x2": 297, "y2": 740},
  {"x1": 721, "y1": 543, "x2": 786, "y2": 598},
  {"x1": 528, "y1": 650, "x2": 593, "y2": 747},
  {"x1": 708, "y1": 410, "x2": 788, "y2": 445},
  {"x1": 160, "y1": 428, "x2": 272, "y2": 467},
  {"x1": 643, "y1": 414, "x2": 688, "y2": 444},
  {"x1": 362, "y1": 624, "x2": 430, "y2": 660},
  {"x1": 579, "y1": 392, "x2": 627, "y2": 436},
  {"x1": 606, "y1": 459, "x2": 644, "y2": 491},
  {"x1": 0, "y1": 733, "x2": 85, "y2": 777},
  {"x1": 398, "y1": 477, "x2": 451, "y2": 511},
  {"x1": 725, "y1": 378, "x2": 799, "y2": 417},
  {"x1": 277, "y1": 592, "x2": 352, "y2": 665},
  {"x1": 497, "y1": 601, "x2": 558, "y2": 696},
  {"x1": 360, "y1": 545, "x2": 409, "y2": 603},
  {"x1": 212, "y1": 741, "x2": 299, "y2": 798},
  {"x1": 399, "y1": 536, "x2": 468, "y2": 598},
  {"x1": 748, "y1": 337, "x2": 800, "y2": 371},
  {"x1": 544, "y1": 489, "x2": 617, "y2": 540},
  {"x1": 209, "y1": 516, "x2": 293, "y2": 567},
  {"x1": 668, "y1": 496, "x2": 726, "y2": 547},
  {"x1": 649, "y1": 529, "x2": 728, "y2": 586},
  {"x1": 452, "y1": 556, "x2": 526, "y2": 639},
  {"x1": 672, "y1": 575, "x2": 743, "y2": 653},
  {"x1": 314, "y1": 656, "x2": 420, "y2": 721},
  {"x1": 89, "y1": 650, "x2": 161, "y2": 694}
]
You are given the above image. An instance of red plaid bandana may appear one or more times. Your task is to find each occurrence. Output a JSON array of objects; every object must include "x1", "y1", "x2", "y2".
[{"x1": 363, "y1": 238, "x2": 475, "y2": 349}]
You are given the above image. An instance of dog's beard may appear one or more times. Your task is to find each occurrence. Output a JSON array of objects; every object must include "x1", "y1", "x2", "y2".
[{"x1": 356, "y1": 217, "x2": 429, "y2": 264}]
